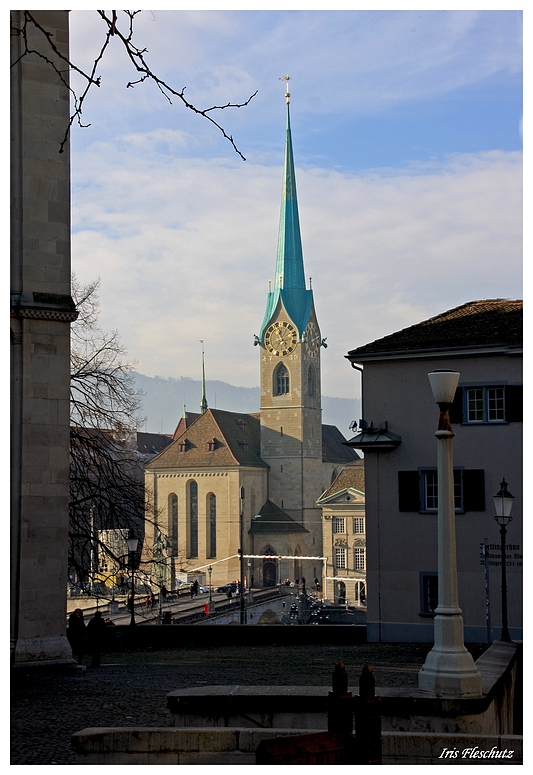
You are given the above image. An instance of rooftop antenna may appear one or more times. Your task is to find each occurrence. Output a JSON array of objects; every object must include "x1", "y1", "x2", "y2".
[{"x1": 200, "y1": 340, "x2": 208, "y2": 414}]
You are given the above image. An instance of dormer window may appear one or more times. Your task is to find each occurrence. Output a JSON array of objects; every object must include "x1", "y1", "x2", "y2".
[
  {"x1": 237, "y1": 419, "x2": 247, "y2": 432},
  {"x1": 178, "y1": 439, "x2": 188, "y2": 453},
  {"x1": 238, "y1": 441, "x2": 249, "y2": 452},
  {"x1": 207, "y1": 438, "x2": 216, "y2": 452}
]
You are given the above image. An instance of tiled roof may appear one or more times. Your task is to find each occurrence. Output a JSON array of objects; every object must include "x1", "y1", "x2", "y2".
[
  {"x1": 172, "y1": 412, "x2": 201, "y2": 440},
  {"x1": 249, "y1": 499, "x2": 309, "y2": 534},
  {"x1": 320, "y1": 460, "x2": 365, "y2": 499},
  {"x1": 145, "y1": 409, "x2": 268, "y2": 469},
  {"x1": 322, "y1": 424, "x2": 361, "y2": 464},
  {"x1": 136, "y1": 432, "x2": 173, "y2": 456},
  {"x1": 347, "y1": 300, "x2": 522, "y2": 359}
]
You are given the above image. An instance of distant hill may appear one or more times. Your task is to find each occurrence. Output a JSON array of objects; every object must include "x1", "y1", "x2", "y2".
[{"x1": 131, "y1": 372, "x2": 360, "y2": 439}]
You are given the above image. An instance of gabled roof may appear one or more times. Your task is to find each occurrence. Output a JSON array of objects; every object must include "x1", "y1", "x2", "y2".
[
  {"x1": 347, "y1": 300, "x2": 522, "y2": 361},
  {"x1": 145, "y1": 409, "x2": 268, "y2": 469},
  {"x1": 319, "y1": 460, "x2": 365, "y2": 501},
  {"x1": 173, "y1": 412, "x2": 201, "y2": 441},
  {"x1": 322, "y1": 424, "x2": 361, "y2": 464},
  {"x1": 249, "y1": 499, "x2": 309, "y2": 534}
]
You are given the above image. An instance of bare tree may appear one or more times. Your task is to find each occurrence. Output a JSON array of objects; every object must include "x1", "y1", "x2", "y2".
[
  {"x1": 69, "y1": 276, "x2": 155, "y2": 593},
  {"x1": 11, "y1": 10, "x2": 257, "y2": 158}
]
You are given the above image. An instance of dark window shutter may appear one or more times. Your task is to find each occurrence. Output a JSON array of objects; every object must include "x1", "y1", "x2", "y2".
[
  {"x1": 398, "y1": 471, "x2": 420, "y2": 512},
  {"x1": 463, "y1": 469, "x2": 485, "y2": 511},
  {"x1": 505, "y1": 385, "x2": 523, "y2": 422},
  {"x1": 450, "y1": 387, "x2": 463, "y2": 424}
]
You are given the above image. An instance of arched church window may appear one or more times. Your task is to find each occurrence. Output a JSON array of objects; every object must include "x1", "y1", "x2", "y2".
[
  {"x1": 275, "y1": 364, "x2": 289, "y2": 395},
  {"x1": 207, "y1": 493, "x2": 216, "y2": 558},
  {"x1": 308, "y1": 365, "x2": 314, "y2": 396},
  {"x1": 169, "y1": 493, "x2": 178, "y2": 554},
  {"x1": 188, "y1": 480, "x2": 198, "y2": 558}
]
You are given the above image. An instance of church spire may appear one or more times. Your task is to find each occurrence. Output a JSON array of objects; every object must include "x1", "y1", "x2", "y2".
[
  {"x1": 259, "y1": 79, "x2": 313, "y2": 340},
  {"x1": 199, "y1": 340, "x2": 208, "y2": 414}
]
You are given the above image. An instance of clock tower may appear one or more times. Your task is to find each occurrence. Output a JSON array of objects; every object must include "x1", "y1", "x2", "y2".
[{"x1": 257, "y1": 82, "x2": 324, "y2": 542}]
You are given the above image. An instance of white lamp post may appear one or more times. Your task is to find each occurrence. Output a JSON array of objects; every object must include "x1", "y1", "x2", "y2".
[{"x1": 418, "y1": 370, "x2": 482, "y2": 697}]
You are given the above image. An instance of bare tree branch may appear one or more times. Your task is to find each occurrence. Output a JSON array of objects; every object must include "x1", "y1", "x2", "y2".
[{"x1": 11, "y1": 10, "x2": 257, "y2": 158}]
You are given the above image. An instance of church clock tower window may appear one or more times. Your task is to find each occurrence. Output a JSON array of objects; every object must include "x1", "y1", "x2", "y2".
[{"x1": 275, "y1": 363, "x2": 290, "y2": 395}]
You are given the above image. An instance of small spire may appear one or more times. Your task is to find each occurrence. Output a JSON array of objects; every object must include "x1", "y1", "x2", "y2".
[
  {"x1": 268, "y1": 279, "x2": 272, "y2": 293},
  {"x1": 182, "y1": 404, "x2": 187, "y2": 419},
  {"x1": 279, "y1": 74, "x2": 291, "y2": 104},
  {"x1": 309, "y1": 277, "x2": 312, "y2": 290},
  {"x1": 199, "y1": 340, "x2": 208, "y2": 414}
]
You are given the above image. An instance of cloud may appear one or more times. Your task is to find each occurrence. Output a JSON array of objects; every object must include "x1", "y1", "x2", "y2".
[
  {"x1": 72, "y1": 136, "x2": 522, "y2": 399},
  {"x1": 69, "y1": 10, "x2": 522, "y2": 133}
]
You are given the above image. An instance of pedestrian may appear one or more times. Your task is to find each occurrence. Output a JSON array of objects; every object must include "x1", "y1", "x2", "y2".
[
  {"x1": 151, "y1": 592, "x2": 156, "y2": 608},
  {"x1": 86, "y1": 611, "x2": 107, "y2": 668},
  {"x1": 127, "y1": 593, "x2": 134, "y2": 612},
  {"x1": 192, "y1": 580, "x2": 199, "y2": 597},
  {"x1": 145, "y1": 595, "x2": 151, "y2": 608},
  {"x1": 67, "y1": 608, "x2": 86, "y2": 665},
  {"x1": 226, "y1": 588, "x2": 232, "y2": 600},
  {"x1": 190, "y1": 583, "x2": 195, "y2": 599},
  {"x1": 301, "y1": 577, "x2": 306, "y2": 591},
  {"x1": 161, "y1": 585, "x2": 168, "y2": 602}
]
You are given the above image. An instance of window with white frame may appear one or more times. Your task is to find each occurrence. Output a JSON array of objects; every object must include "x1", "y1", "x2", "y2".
[
  {"x1": 423, "y1": 469, "x2": 463, "y2": 512},
  {"x1": 335, "y1": 547, "x2": 347, "y2": 569},
  {"x1": 354, "y1": 547, "x2": 365, "y2": 570},
  {"x1": 353, "y1": 517, "x2": 365, "y2": 534},
  {"x1": 333, "y1": 517, "x2": 345, "y2": 534},
  {"x1": 466, "y1": 386, "x2": 505, "y2": 423}
]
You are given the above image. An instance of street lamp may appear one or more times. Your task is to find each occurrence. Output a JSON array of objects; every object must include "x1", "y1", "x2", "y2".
[
  {"x1": 208, "y1": 565, "x2": 213, "y2": 613},
  {"x1": 418, "y1": 370, "x2": 482, "y2": 698},
  {"x1": 126, "y1": 529, "x2": 138, "y2": 626},
  {"x1": 493, "y1": 478, "x2": 514, "y2": 642}
]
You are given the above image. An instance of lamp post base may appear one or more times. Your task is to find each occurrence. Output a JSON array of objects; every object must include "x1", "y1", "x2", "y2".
[{"x1": 418, "y1": 614, "x2": 483, "y2": 698}]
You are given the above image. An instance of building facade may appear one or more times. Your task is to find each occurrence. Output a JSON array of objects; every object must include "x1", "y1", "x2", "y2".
[
  {"x1": 345, "y1": 300, "x2": 522, "y2": 642},
  {"x1": 318, "y1": 461, "x2": 366, "y2": 606}
]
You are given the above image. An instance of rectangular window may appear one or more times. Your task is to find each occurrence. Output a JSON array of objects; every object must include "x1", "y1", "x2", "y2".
[
  {"x1": 333, "y1": 517, "x2": 345, "y2": 534},
  {"x1": 353, "y1": 517, "x2": 365, "y2": 534},
  {"x1": 354, "y1": 547, "x2": 365, "y2": 570},
  {"x1": 487, "y1": 387, "x2": 505, "y2": 421},
  {"x1": 399, "y1": 469, "x2": 485, "y2": 513},
  {"x1": 420, "y1": 572, "x2": 438, "y2": 616},
  {"x1": 422, "y1": 469, "x2": 463, "y2": 512},
  {"x1": 335, "y1": 547, "x2": 346, "y2": 569},
  {"x1": 466, "y1": 386, "x2": 507, "y2": 423}
]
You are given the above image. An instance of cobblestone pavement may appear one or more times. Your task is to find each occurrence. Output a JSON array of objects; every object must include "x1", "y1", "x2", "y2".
[{"x1": 11, "y1": 642, "x2": 486, "y2": 765}]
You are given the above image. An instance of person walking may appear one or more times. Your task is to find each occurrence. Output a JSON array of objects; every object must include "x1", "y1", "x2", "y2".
[
  {"x1": 87, "y1": 611, "x2": 107, "y2": 668},
  {"x1": 67, "y1": 608, "x2": 86, "y2": 665}
]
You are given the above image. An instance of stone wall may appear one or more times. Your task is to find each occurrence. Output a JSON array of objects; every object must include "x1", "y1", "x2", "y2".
[{"x1": 10, "y1": 10, "x2": 76, "y2": 665}]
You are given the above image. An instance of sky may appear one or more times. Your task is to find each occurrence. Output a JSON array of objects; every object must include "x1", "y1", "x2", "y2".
[{"x1": 68, "y1": 7, "x2": 523, "y2": 409}]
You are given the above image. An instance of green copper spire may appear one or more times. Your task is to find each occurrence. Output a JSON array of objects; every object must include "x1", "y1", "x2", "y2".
[
  {"x1": 200, "y1": 341, "x2": 208, "y2": 414},
  {"x1": 259, "y1": 85, "x2": 313, "y2": 340}
]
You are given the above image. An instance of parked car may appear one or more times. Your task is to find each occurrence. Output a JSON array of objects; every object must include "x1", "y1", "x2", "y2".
[
  {"x1": 197, "y1": 585, "x2": 209, "y2": 594},
  {"x1": 216, "y1": 583, "x2": 238, "y2": 594}
]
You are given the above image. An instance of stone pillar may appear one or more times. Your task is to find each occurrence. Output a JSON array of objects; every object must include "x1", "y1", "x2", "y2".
[{"x1": 11, "y1": 10, "x2": 77, "y2": 665}]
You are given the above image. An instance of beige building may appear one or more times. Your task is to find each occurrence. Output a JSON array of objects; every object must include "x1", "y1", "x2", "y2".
[
  {"x1": 145, "y1": 97, "x2": 358, "y2": 590},
  {"x1": 318, "y1": 461, "x2": 366, "y2": 606}
]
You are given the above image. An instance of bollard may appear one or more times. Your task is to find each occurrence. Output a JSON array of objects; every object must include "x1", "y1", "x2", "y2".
[
  {"x1": 327, "y1": 660, "x2": 354, "y2": 739},
  {"x1": 354, "y1": 663, "x2": 382, "y2": 764}
]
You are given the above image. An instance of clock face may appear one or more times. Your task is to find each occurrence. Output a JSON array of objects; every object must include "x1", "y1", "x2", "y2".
[
  {"x1": 305, "y1": 322, "x2": 320, "y2": 358},
  {"x1": 264, "y1": 321, "x2": 298, "y2": 355}
]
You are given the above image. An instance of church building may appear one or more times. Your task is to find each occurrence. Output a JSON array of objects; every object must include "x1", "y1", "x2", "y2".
[{"x1": 144, "y1": 86, "x2": 358, "y2": 591}]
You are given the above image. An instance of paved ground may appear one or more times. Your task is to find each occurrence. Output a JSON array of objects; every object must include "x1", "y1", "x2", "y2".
[{"x1": 11, "y1": 642, "x2": 486, "y2": 765}]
